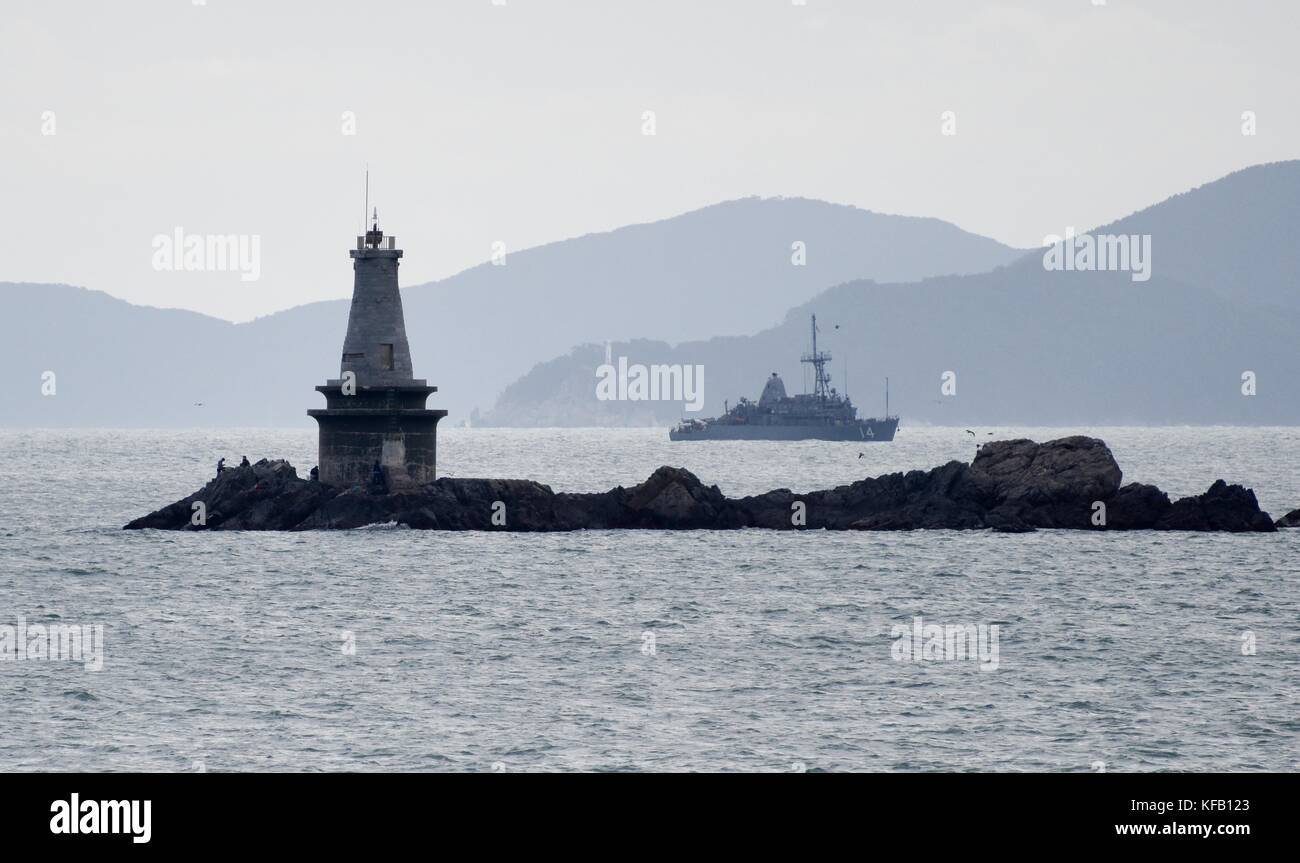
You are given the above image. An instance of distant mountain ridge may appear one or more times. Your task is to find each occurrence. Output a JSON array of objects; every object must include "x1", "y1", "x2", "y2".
[
  {"x1": 1092, "y1": 160, "x2": 1300, "y2": 314},
  {"x1": 1, "y1": 197, "x2": 1022, "y2": 427},
  {"x1": 480, "y1": 161, "x2": 1300, "y2": 427}
]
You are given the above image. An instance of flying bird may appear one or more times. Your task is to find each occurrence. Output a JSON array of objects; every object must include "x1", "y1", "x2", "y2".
[{"x1": 965, "y1": 429, "x2": 975, "y2": 436}]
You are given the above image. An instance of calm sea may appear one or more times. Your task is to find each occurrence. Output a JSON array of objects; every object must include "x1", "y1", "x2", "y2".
[{"x1": 1, "y1": 426, "x2": 1298, "y2": 772}]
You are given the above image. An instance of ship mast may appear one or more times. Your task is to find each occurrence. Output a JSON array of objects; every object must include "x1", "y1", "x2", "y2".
[{"x1": 800, "y1": 314, "x2": 833, "y2": 403}]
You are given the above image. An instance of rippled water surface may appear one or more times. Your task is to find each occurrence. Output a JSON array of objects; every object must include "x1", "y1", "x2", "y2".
[{"x1": 1, "y1": 426, "x2": 1298, "y2": 771}]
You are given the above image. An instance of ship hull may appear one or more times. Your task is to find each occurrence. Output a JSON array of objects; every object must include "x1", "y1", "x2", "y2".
[{"x1": 669, "y1": 418, "x2": 898, "y2": 442}]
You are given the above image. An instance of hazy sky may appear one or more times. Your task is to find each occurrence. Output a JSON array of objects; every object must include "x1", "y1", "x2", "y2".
[{"x1": 2, "y1": 0, "x2": 1296, "y2": 321}]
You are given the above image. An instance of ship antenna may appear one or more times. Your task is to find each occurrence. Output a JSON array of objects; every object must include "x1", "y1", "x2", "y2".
[
  {"x1": 364, "y1": 165, "x2": 369, "y2": 235},
  {"x1": 807, "y1": 316, "x2": 815, "y2": 396},
  {"x1": 800, "y1": 313, "x2": 834, "y2": 404},
  {"x1": 812, "y1": 314, "x2": 818, "y2": 370}
]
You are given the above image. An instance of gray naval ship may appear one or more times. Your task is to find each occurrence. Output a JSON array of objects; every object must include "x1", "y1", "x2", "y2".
[{"x1": 670, "y1": 314, "x2": 899, "y2": 442}]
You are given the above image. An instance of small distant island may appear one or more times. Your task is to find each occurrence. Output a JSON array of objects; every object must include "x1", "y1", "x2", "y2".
[
  {"x1": 125, "y1": 436, "x2": 1289, "y2": 533},
  {"x1": 120, "y1": 219, "x2": 1295, "y2": 537}
]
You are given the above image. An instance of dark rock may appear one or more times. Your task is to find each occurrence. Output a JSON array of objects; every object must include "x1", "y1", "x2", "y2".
[
  {"x1": 983, "y1": 505, "x2": 1035, "y2": 533},
  {"x1": 1106, "y1": 483, "x2": 1172, "y2": 529},
  {"x1": 967, "y1": 436, "x2": 1121, "y2": 528},
  {"x1": 1275, "y1": 507, "x2": 1300, "y2": 528},
  {"x1": 123, "y1": 459, "x2": 338, "y2": 531},
  {"x1": 619, "y1": 466, "x2": 729, "y2": 528},
  {"x1": 123, "y1": 437, "x2": 1277, "y2": 534},
  {"x1": 972, "y1": 436, "x2": 1122, "y2": 503},
  {"x1": 1156, "y1": 480, "x2": 1276, "y2": 532}
]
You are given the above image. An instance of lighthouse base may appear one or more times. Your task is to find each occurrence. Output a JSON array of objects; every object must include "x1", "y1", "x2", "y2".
[{"x1": 308, "y1": 384, "x2": 446, "y2": 489}]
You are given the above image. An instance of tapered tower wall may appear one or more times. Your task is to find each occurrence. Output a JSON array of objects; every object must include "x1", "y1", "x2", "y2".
[{"x1": 308, "y1": 224, "x2": 446, "y2": 489}]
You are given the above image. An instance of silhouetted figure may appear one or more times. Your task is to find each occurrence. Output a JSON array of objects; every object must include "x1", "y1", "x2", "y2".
[
  {"x1": 371, "y1": 461, "x2": 386, "y2": 493},
  {"x1": 240, "y1": 456, "x2": 250, "y2": 468},
  {"x1": 216, "y1": 458, "x2": 225, "y2": 477},
  {"x1": 309, "y1": 466, "x2": 319, "y2": 482}
]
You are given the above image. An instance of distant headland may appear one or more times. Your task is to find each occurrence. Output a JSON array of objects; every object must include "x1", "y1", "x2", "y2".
[{"x1": 124, "y1": 436, "x2": 1286, "y2": 533}]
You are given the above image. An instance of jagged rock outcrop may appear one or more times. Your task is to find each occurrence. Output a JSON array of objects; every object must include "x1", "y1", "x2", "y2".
[
  {"x1": 1107, "y1": 483, "x2": 1172, "y2": 530},
  {"x1": 127, "y1": 459, "x2": 338, "y2": 531},
  {"x1": 1275, "y1": 507, "x2": 1300, "y2": 528},
  {"x1": 123, "y1": 437, "x2": 1279, "y2": 533},
  {"x1": 1156, "y1": 479, "x2": 1276, "y2": 532}
]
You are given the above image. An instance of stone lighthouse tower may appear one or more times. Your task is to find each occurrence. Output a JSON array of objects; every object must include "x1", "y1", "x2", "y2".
[{"x1": 308, "y1": 210, "x2": 446, "y2": 488}]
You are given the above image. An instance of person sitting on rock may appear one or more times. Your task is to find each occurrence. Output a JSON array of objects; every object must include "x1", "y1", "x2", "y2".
[
  {"x1": 371, "y1": 461, "x2": 386, "y2": 493},
  {"x1": 309, "y1": 466, "x2": 319, "y2": 482},
  {"x1": 240, "y1": 456, "x2": 250, "y2": 468},
  {"x1": 216, "y1": 457, "x2": 226, "y2": 477}
]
